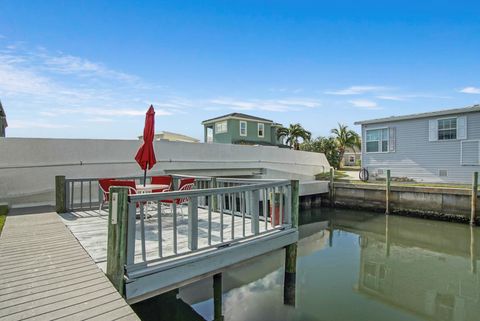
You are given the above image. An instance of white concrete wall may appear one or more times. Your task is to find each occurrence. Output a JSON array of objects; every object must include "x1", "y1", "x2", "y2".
[{"x1": 0, "y1": 138, "x2": 329, "y2": 207}]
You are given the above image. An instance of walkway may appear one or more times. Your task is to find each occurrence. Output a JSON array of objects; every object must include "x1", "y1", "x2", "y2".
[{"x1": 0, "y1": 210, "x2": 139, "y2": 321}]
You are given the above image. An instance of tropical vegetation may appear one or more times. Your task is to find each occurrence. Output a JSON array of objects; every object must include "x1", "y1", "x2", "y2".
[
  {"x1": 300, "y1": 136, "x2": 342, "y2": 169},
  {"x1": 277, "y1": 123, "x2": 312, "y2": 150}
]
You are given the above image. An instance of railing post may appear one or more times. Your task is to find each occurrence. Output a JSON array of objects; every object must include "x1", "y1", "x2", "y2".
[
  {"x1": 329, "y1": 168, "x2": 335, "y2": 207},
  {"x1": 250, "y1": 190, "x2": 260, "y2": 235},
  {"x1": 55, "y1": 175, "x2": 66, "y2": 213},
  {"x1": 106, "y1": 186, "x2": 130, "y2": 296},
  {"x1": 385, "y1": 169, "x2": 391, "y2": 215},
  {"x1": 188, "y1": 196, "x2": 198, "y2": 250},
  {"x1": 211, "y1": 177, "x2": 217, "y2": 211},
  {"x1": 284, "y1": 180, "x2": 299, "y2": 306},
  {"x1": 471, "y1": 171, "x2": 478, "y2": 225}
]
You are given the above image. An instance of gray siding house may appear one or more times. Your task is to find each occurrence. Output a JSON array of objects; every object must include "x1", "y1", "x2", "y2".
[
  {"x1": 0, "y1": 101, "x2": 7, "y2": 138},
  {"x1": 355, "y1": 105, "x2": 480, "y2": 183}
]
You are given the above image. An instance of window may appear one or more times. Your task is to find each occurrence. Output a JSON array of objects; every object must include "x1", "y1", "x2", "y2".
[
  {"x1": 366, "y1": 128, "x2": 389, "y2": 153},
  {"x1": 215, "y1": 121, "x2": 227, "y2": 134},
  {"x1": 438, "y1": 118, "x2": 457, "y2": 140},
  {"x1": 258, "y1": 123, "x2": 264, "y2": 137},
  {"x1": 240, "y1": 121, "x2": 247, "y2": 136},
  {"x1": 349, "y1": 155, "x2": 355, "y2": 163}
]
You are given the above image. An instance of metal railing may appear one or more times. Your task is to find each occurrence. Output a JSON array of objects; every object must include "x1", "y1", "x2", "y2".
[{"x1": 123, "y1": 178, "x2": 293, "y2": 269}]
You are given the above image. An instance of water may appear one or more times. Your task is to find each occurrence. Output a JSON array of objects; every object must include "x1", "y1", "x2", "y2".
[{"x1": 133, "y1": 208, "x2": 480, "y2": 321}]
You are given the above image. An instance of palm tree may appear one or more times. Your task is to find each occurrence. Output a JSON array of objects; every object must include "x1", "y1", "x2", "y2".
[
  {"x1": 331, "y1": 123, "x2": 360, "y2": 168},
  {"x1": 277, "y1": 123, "x2": 312, "y2": 150}
]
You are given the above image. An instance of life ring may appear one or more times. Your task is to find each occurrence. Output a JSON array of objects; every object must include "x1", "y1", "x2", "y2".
[{"x1": 359, "y1": 168, "x2": 369, "y2": 182}]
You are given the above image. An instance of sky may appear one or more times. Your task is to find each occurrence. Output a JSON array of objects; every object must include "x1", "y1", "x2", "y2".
[{"x1": 1, "y1": 0, "x2": 480, "y2": 140}]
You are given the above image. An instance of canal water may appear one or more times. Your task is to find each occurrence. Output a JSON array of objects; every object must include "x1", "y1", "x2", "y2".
[{"x1": 133, "y1": 208, "x2": 480, "y2": 321}]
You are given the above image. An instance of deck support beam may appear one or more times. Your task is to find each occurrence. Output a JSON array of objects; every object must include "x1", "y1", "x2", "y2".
[
  {"x1": 106, "y1": 186, "x2": 129, "y2": 296},
  {"x1": 284, "y1": 180, "x2": 299, "y2": 306},
  {"x1": 213, "y1": 273, "x2": 224, "y2": 321}
]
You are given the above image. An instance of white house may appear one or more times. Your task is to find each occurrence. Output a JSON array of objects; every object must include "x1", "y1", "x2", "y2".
[{"x1": 355, "y1": 104, "x2": 480, "y2": 183}]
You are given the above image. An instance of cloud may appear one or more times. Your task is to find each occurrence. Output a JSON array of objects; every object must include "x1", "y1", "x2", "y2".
[
  {"x1": 325, "y1": 86, "x2": 388, "y2": 95},
  {"x1": 209, "y1": 98, "x2": 320, "y2": 112},
  {"x1": 8, "y1": 120, "x2": 72, "y2": 129},
  {"x1": 376, "y1": 95, "x2": 405, "y2": 101},
  {"x1": 459, "y1": 87, "x2": 480, "y2": 94},
  {"x1": 40, "y1": 107, "x2": 173, "y2": 117},
  {"x1": 349, "y1": 99, "x2": 380, "y2": 109}
]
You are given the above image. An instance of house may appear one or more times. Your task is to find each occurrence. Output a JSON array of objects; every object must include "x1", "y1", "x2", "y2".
[
  {"x1": 139, "y1": 131, "x2": 199, "y2": 143},
  {"x1": 202, "y1": 113, "x2": 285, "y2": 147},
  {"x1": 0, "y1": 101, "x2": 7, "y2": 137},
  {"x1": 342, "y1": 147, "x2": 361, "y2": 166},
  {"x1": 354, "y1": 104, "x2": 480, "y2": 183}
]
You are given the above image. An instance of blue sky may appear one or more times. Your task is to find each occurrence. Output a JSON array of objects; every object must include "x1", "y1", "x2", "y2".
[{"x1": 1, "y1": 0, "x2": 480, "y2": 140}]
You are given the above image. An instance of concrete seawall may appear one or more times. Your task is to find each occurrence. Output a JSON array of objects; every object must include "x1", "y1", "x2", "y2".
[{"x1": 325, "y1": 182, "x2": 478, "y2": 222}]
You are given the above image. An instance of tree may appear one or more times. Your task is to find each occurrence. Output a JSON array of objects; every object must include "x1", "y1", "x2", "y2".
[
  {"x1": 277, "y1": 123, "x2": 312, "y2": 150},
  {"x1": 300, "y1": 136, "x2": 341, "y2": 169},
  {"x1": 331, "y1": 123, "x2": 360, "y2": 168}
]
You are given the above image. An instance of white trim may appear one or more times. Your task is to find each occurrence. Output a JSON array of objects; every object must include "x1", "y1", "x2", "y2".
[
  {"x1": 203, "y1": 116, "x2": 274, "y2": 125},
  {"x1": 365, "y1": 127, "x2": 390, "y2": 154},
  {"x1": 437, "y1": 116, "x2": 458, "y2": 141},
  {"x1": 257, "y1": 123, "x2": 265, "y2": 138},
  {"x1": 239, "y1": 121, "x2": 247, "y2": 137}
]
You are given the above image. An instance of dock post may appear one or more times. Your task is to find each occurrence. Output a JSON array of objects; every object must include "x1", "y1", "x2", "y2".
[
  {"x1": 211, "y1": 177, "x2": 217, "y2": 211},
  {"x1": 284, "y1": 180, "x2": 299, "y2": 306},
  {"x1": 213, "y1": 273, "x2": 224, "y2": 321},
  {"x1": 385, "y1": 215, "x2": 391, "y2": 257},
  {"x1": 188, "y1": 196, "x2": 198, "y2": 250},
  {"x1": 471, "y1": 225, "x2": 477, "y2": 274},
  {"x1": 329, "y1": 168, "x2": 335, "y2": 207},
  {"x1": 55, "y1": 175, "x2": 66, "y2": 213},
  {"x1": 106, "y1": 186, "x2": 130, "y2": 296},
  {"x1": 385, "y1": 169, "x2": 391, "y2": 215},
  {"x1": 471, "y1": 172, "x2": 478, "y2": 226}
]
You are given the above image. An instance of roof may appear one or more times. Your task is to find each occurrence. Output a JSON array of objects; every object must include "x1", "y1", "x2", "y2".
[
  {"x1": 202, "y1": 113, "x2": 274, "y2": 125},
  {"x1": 138, "y1": 131, "x2": 199, "y2": 142},
  {"x1": 354, "y1": 104, "x2": 480, "y2": 125}
]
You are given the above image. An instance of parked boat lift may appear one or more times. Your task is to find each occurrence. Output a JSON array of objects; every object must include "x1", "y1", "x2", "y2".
[{"x1": 56, "y1": 175, "x2": 300, "y2": 304}]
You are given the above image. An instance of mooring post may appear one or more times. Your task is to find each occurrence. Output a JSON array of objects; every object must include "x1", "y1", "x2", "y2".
[
  {"x1": 471, "y1": 172, "x2": 478, "y2": 226},
  {"x1": 213, "y1": 273, "x2": 224, "y2": 321},
  {"x1": 106, "y1": 186, "x2": 130, "y2": 296},
  {"x1": 329, "y1": 167, "x2": 335, "y2": 207},
  {"x1": 55, "y1": 175, "x2": 66, "y2": 213},
  {"x1": 470, "y1": 225, "x2": 477, "y2": 274},
  {"x1": 284, "y1": 180, "x2": 299, "y2": 306},
  {"x1": 385, "y1": 215, "x2": 391, "y2": 257},
  {"x1": 385, "y1": 169, "x2": 391, "y2": 215}
]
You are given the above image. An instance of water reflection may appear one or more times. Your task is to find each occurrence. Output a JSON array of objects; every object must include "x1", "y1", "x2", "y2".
[{"x1": 133, "y1": 208, "x2": 480, "y2": 321}]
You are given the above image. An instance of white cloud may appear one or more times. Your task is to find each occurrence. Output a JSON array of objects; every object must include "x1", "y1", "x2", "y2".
[
  {"x1": 349, "y1": 99, "x2": 380, "y2": 109},
  {"x1": 40, "y1": 107, "x2": 173, "y2": 117},
  {"x1": 209, "y1": 98, "x2": 320, "y2": 112},
  {"x1": 8, "y1": 120, "x2": 72, "y2": 129},
  {"x1": 376, "y1": 95, "x2": 405, "y2": 101},
  {"x1": 459, "y1": 87, "x2": 480, "y2": 94},
  {"x1": 325, "y1": 86, "x2": 388, "y2": 95}
]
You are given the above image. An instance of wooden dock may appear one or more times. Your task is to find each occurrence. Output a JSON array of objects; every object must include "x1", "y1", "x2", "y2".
[{"x1": 0, "y1": 210, "x2": 139, "y2": 321}]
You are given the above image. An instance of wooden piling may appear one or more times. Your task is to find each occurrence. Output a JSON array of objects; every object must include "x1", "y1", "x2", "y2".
[
  {"x1": 385, "y1": 170, "x2": 391, "y2": 215},
  {"x1": 284, "y1": 180, "x2": 299, "y2": 306},
  {"x1": 55, "y1": 175, "x2": 66, "y2": 213},
  {"x1": 470, "y1": 225, "x2": 477, "y2": 274},
  {"x1": 329, "y1": 168, "x2": 335, "y2": 207},
  {"x1": 213, "y1": 273, "x2": 223, "y2": 321},
  {"x1": 471, "y1": 172, "x2": 478, "y2": 226},
  {"x1": 106, "y1": 186, "x2": 130, "y2": 296}
]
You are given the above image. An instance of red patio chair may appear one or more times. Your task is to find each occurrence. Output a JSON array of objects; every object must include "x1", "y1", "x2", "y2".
[
  {"x1": 151, "y1": 175, "x2": 173, "y2": 193},
  {"x1": 161, "y1": 177, "x2": 195, "y2": 218},
  {"x1": 98, "y1": 178, "x2": 115, "y2": 212}
]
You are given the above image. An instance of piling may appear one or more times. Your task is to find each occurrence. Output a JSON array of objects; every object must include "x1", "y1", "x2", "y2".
[
  {"x1": 470, "y1": 226, "x2": 477, "y2": 274},
  {"x1": 213, "y1": 273, "x2": 223, "y2": 321},
  {"x1": 55, "y1": 175, "x2": 66, "y2": 213},
  {"x1": 329, "y1": 168, "x2": 335, "y2": 207},
  {"x1": 385, "y1": 170, "x2": 391, "y2": 215},
  {"x1": 106, "y1": 186, "x2": 130, "y2": 296},
  {"x1": 471, "y1": 172, "x2": 478, "y2": 226},
  {"x1": 284, "y1": 180, "x2": 299, "y2": 306}
]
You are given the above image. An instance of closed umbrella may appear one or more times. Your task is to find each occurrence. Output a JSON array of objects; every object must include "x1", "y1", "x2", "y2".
[{"x1": 135, "y1": 105, "x2": 157, "y2": 186}]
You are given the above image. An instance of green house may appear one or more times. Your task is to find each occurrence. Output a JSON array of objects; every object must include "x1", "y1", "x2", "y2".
[{"x1": 202, "y1": 113, "x2": 285, "y2": 146}]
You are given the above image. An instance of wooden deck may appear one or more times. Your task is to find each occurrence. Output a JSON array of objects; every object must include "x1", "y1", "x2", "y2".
[
  {"x1": 0, "y1": 211, "x2": 139, "y2": 321},
  {"x1": 60, "y1": 206, "x2": 271, "y2": 272}
]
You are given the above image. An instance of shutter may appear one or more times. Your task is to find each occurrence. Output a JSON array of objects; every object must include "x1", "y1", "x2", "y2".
[
  {"x1": 457, "y1": 116, "x2": 467, "y2": 140},
  {"x1": 428, "y1": 119, "x2": 438, "y2": 141},
  {"x1": 389, "y1": 127, "x2": 396, "y2": 152}
]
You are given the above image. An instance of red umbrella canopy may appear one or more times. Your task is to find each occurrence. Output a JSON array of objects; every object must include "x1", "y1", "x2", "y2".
[{"x1": 135, "y1": 105, "x2": 157, "y2": 170}]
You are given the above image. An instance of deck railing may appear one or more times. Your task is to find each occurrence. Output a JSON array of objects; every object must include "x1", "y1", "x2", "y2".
[{"x1": 124, "y1": 178, "x2": 292, "y2": 270}]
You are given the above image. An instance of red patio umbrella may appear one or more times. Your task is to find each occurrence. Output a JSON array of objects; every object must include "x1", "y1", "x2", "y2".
[{"x1": 135, "y1": 105, "x2": 157, "y2": 186}]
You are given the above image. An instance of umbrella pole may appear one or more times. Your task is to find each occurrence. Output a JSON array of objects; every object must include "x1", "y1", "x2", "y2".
[{"x1": 143, "y1": 168, "x2": 147, "y2": 186}]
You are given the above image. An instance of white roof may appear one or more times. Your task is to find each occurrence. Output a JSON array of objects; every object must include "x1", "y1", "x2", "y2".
[{"x1": 354, "y1": 104, "x2": 480, "y2": 125}]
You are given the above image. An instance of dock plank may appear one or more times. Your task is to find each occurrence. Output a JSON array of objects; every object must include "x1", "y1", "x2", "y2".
[{"x1": 0, "y1": 212, "x2": 139, "y2": 321}]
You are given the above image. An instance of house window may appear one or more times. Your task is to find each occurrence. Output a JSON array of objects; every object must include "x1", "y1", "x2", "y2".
[
  {"x1": 240, "y1": 121, "x2": 247, "y2": 136},
  {"x1": 349, "y1": 155, "x2": 355, "y2": 163},
  {"x1": 215, "y1": 121, "x2": 227, "y2": 134},
  {"x1": 438, "y1": 118, "x2": 457, "y2": 140},
  {"x1": 258, "y1": 123, "x2": 264, "y2": 137},
  {"x1": 366, "y1": 128, "x2": 389, "y2": 153}
]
